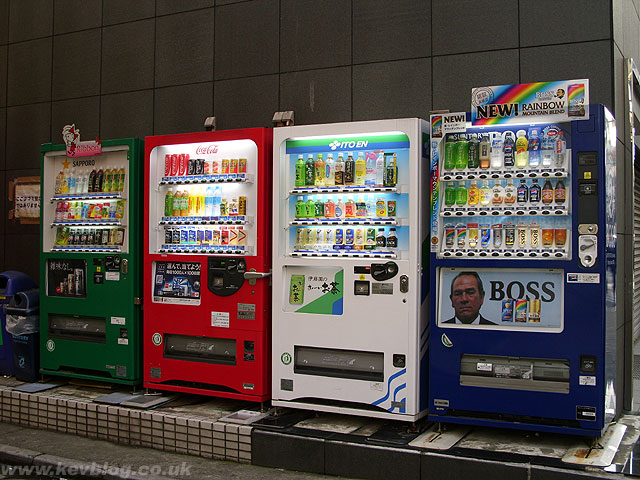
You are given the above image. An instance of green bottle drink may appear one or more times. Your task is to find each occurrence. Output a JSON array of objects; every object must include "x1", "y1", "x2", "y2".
[
  {"x1": 305, "y1": 196, "x2": 316, "y2": 218},
  {"x1": 467, "y1": 133, "x2": 479, "y2": 168},
  {"x1": 444, "y1": 182, "x2": 455, "y2": 206},
  {"x1": 305, "y1": 154, "x2": 315, "y2": 186},
  {"x1": 444, "y1": 134, "x2": 457, "y2": 170},
  {"x1": 295, "y1": 197, "x2": 306, "y2": 218},
  {"x1": 295, "y1": 155, "x2": 305, "y2": 187},
  {"x1": 455, "y1": 182, "x2": 467, "y2": 205},
  {"x1": 455, "y1": 134, "x2": 468, "y2": 170}
]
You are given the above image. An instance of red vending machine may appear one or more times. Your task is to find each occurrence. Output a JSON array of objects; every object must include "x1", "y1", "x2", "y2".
[{"x1": 143, "y1": 128, "x2": 272, "y2": 401}]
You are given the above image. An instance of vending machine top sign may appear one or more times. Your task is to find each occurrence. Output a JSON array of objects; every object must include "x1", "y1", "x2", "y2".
[
  {"x1": 62, "y1": 124, "x2": 102, "y2": 157},
  {"x1": 470, "y1": 79, "x2": 590, "y2": 126}
]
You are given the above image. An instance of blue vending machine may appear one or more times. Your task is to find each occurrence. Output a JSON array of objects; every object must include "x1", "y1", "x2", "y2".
[{"x1": 428, "y1": 92, "x2": 617, "y2": 436}]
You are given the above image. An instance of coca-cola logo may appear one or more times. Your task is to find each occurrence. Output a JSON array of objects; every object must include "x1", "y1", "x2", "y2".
[{"x1": 195, "y1": 145, "x2": 218, "y2": 155}]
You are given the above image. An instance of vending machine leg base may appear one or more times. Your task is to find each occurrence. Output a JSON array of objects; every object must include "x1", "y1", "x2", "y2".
[
  {"x1": 408, "y1": 423, "x2": 471, "y2": 450},
  {"x1": 562, "y1": 423, "x2": 627, "y2": 467}
]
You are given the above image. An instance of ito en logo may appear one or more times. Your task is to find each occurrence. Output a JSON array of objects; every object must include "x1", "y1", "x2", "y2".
[
  {"x1": 46, "y1": 340, "x2": 55, "y2": 352},
  {"x1": 441, "y1": 333, "x2": 453, "y2": 348},
  {"x1": 18, "y1": 356, "x2": 25, "y2": 368},
  {"x1": 152, "y1": 333, "x2": 163, "y2": 346},
  {"x1": 281, "y1": 352, "x2": 292, "y2": 365},
  {"x1": 329, "y1": 140, "x2": 341, "y2": 150}
]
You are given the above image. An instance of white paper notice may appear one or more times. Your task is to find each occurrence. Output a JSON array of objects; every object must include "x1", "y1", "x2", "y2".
[{"x1": 212, "y1": 311, "x2": 230, "y2": 328}]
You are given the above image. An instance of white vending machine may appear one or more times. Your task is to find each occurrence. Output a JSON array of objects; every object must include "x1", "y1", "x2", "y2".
[{"x1": 272, "y1": 119, "x2": 430, "y2": 421}]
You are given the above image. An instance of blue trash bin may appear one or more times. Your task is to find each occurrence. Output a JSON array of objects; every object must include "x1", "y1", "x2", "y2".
[
  {"x1": 0, "y1": 272, "x2": 36, "y2": 376},
  {"x1": 6, "y1": 289, "x2": 39, "y2": 383}
]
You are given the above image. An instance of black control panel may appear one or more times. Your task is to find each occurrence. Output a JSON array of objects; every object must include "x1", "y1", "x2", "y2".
[
  {"x1": 207, "y1": 257, "x2": 246, "y2": 296},
  {"x1": 576, "y1": 151, "x2": 598, "y2": 225}
]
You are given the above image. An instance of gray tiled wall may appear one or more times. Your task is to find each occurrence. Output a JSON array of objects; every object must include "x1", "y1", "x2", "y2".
[{"x1": 0, "y1": 0, "x2": 633, "y2": 280}]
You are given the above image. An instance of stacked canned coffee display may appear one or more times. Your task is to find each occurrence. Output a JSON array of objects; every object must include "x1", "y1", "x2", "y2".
[
  {"x1": 163, "y1": 153, "x2": 247, "y2": 178},
  {"x1": 54, "y1": 226, "x2": 125, "y2": 248},
  {"x1": 438, "y1": 124, "x2": 571, "y2": 259}
]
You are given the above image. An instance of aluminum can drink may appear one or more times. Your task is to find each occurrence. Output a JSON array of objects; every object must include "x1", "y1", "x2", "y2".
[
  {"x1": 164, "y1": 154, "x2": 171, "y2": 176},
  {"x1": 188, "y1": 156, "x2": 196, "y2": 176},
  {"x1": 517, "y1": 222, "x2": 527, "y2": 248},
  {"x1": 238, "y1": 158, "x2": 247, "y2": 173},
  {"x1": 492, "y1": 223, "x2": 502, "y2": 248},
  {"x1": 480, "y1": 224, "x2": 491, "y2": 248},
  {"x1": 515, "y1": 299, "x2": 528, "y2": 322},
  {"x1": 230, "y1": 158, "x2": 238, "y2": 174},
  {"x1": 238, "y1": 196, "x2": 247, "y2": 215},
  {"x1": 502, "y1": 299, "x2": 513, "y2": 322},
  {"x1": 529, "y1": 223, "x2": 540, "y2": 248},
  {"x1": 456, "y1": 223, "x2": 467, "y2": 248},
  {"x1": 170, "y1": 154, "x2": 179, "y2": 176},
  {"x1": 504, "y1": 223, "x2": 515, "y2": 247},
  {"x1": 179, "y1": 154, "x2": 188, "y2": 176},
  {"x1": 467, "y1": 222, "x2": 479, "y2": 248},
  {"x1": 195, "y1": 158, "x2": 204, "y2": 175},
  {"x1": 528, "y1": 299, "x2": 541, "y2": 322},
  {"x1": 74, "y1": 268, "x2": 84, "y2": 295},
  {"x1": 445, "y1": 226, "x2": 455, "y2": 248}
]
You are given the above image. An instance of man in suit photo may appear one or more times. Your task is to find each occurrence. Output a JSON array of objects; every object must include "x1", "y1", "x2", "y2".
[{"x1": 444, "y1": 271, "x2": 496, "y2": 325}]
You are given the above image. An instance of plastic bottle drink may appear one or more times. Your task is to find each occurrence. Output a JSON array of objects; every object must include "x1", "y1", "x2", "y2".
[
  {"x1": 467, "y1": 133, "x2": 480, "y2": 169},
  {"x1": 55, "y1": 170, "x2": 64, "y2": 195},
  {"x1": 325, "y1": 153, "x2": 335, "y2": 186},
  {"x1": 455, "y1": 134, "x2": 468, "y2": 170},
  {"x1": 528, "y1": 127, "x2": 541, "y2": 167},
  {"x1": 95, "y1": 167, "x2": 104, "y2": 192},
  {"x1": 59, "y1": 170, "x2": 68, "y2": 193},
  {"x1": 479, "y1": 180, "x2": 491, "y2": 206},
  {"x1": 355, "y1": 153, "x2": 366, "y2": 186},
  {"x1": 205, "y1": 186, "x2": 214, "y2": 216},
  {"x1": 504, "y1": 179, "x2": 516, "y2": 204},
  {"x1": 180, "y1": 191, "x2": 189, "y2": 216},
  {"x1": 172, "y1": 191, "x2": 181, "y2": 217},
  {"x1": 324, "y1": 197, "x2": 336, "y2": 218},
  {"x1": 356, "y1": 196, "x2": 367, "y2": 217},
  {"x1": 555, "y1": 131, "x2": 567, "y2": 167},
  {"x1": 365, "y1": 153, "x2": 376, "y2": 186},
  {"x1": 295, "y1": 155, "x2": 305, "y2": 186},
  {"x1": 503, "y1": 132, "x2": 515, "y2": 168},
  {"x1": 335, "y1": 153, "x2": 345, "y2": 185},
  {"x1": 517, "y1": 179, "x2": 529, "y2": 204},
  {"x1": 455, "y1": 182, "x2": 467, "y2": 205},
  {"x1": 387, "y1": 228, "x2": 398, "y2": 249},
  {"x1": 295, "y1": 197, "x2": 306, "y2": 218},
  {"x1": 314, "y1": 197, "x2": 325, "y2": 217},
  {"x1": 529, "y1": 179, "x2": 541, "y2": 203},
  {"x1": 335, "y1": 197, "x2": 345, "y2": 218},
  {"x1": 103, "y1": 167, "x2": 112, "y2": 192},
  {"x1": 117, "y1": 167, "x2": 126, "y2": 191},
  {"x1": 515, "y1": 130, "x2": 528, "y2": 168},
  {"x1": 365, "y1": 195, "x2": 376, "y2": 217},
  {"x1": 188, "y1": 189, "x2": 196, "y2": 216},
  {"x1": 376, "y1": 197, "x2": 387, "y2": 217},
  {"x1": 345, "y1": 198, "x2": 356, "y2": 218},
  {"x1": 375, "y1": 153, "x2": 385, "y2": 186},
  {"x1": 385, "y1": 153, "x2": 398, "y2": 186},
  {"x1": 554, "y1": 179, "x2": 566, "y2": 204},
  {"x1": 345, "y1": 153, "x2": 355, "y2": 185},
  {"x1": 67, "y1": 168, "x2": 77, "y2": 194},
  {"x1": 314, "y1": 154, "x2": 325, "y2": 186},
  {"x1": 444, "y1": 134, "x2": 457, "y2": 170},
  {"x1": 444, "y1": 182, "x2": 456, "y2": 206},
  {"x1": 479, "y1": 134, "x2": 490, "y2": 169},
  {"x1": 541, "y1": 179, "x2": 554, "y2": 204},
  {"x1": 541, "y1": 131, "x2": 554, "y2": 167},
  {"x1": 164, "y1": 188, "x2": 174, "y2": 217},
  {"x1": 305, "y1": 154, "x2": 315, "y2": 185},
  {"x1": 88, "y1": 168, "x2": 96, "y2": 193},
  {"x1": 490, "y1": 136, "x2": 503, "y2": 169},
  {"x1": 492, "y1": 181, "x2": 505, "y2": 204},
  {"x1": 212, "y1": 186, "x2": 221, "y2": 216},
  {"x1": 198, "y1": 187, "x2": 206, "y2": 216},
  {"x1": 468, "y1": 181, "x2": 479, "y2": 205},
  {"x1": 305, "y1": 196, "x2": 316, "y2": 218}
]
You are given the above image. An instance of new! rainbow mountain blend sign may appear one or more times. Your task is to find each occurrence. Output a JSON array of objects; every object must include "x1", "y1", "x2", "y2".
[{"x1": 471, "y1": 79, "x2": 589, "y2": 126}]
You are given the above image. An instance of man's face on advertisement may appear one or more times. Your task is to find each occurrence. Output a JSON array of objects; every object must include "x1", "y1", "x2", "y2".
[{"x1": 450, "y1": 274, "x2": 484, "y2": 323}]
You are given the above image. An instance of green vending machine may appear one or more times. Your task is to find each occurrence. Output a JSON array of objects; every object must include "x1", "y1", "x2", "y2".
[{"x1": 40, "y1": 128, "x2": 143, "y2": 385}]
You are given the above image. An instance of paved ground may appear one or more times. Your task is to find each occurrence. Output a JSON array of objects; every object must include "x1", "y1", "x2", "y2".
[{"x1": 0, "y1": 422, "x2": 348, "y2": 480}]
